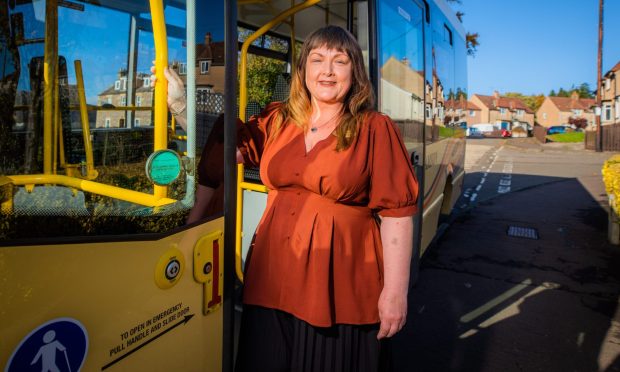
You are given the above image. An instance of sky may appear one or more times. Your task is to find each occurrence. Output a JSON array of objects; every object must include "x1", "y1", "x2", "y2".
[{"x1": 448, "y1": 0, "x2": 620, "y2": 96}]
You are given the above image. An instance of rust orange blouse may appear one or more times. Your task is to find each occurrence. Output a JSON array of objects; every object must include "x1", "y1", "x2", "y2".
[{"x1": 236, "y1": 103, "x2": 419, "y2": 327}]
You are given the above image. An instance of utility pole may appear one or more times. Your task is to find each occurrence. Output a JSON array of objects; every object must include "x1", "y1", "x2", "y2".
[{"x1": 596, "y1": 0, "x2": 604, "y2": 152}]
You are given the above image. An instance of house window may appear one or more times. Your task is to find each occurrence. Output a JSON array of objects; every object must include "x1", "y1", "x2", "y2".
[
  {"x1": 516, "y1": 109, "x2": 524, "y2": 117},
  {"x1": 425, "y1": 104, "x2": 432, "y2": 119},
  {"x1": 469, "y1": 110, "x2": 475, "y2": 117},
  {"x1": 499, "y1": 107, "x2": 506, "y2": 114},
  {"x1": 604, "y1": 104, "x2": 612, "y2": 121},
  {"x1": 121, "y1": 96, "x2": 126, "y2": 106},
  {"x1": 437, "y1": 104, "x2": 444, "y2": 120},
  {"x1": 572, "y1": 109, "x2": 582, "y2": 116},
  {"x1": 122, "y1": 78, "x2": 127, "y2": 91},
  {"x1": 143, "y1": 77, "x2": 150, "y2": 87},
  {"x1": 135, "y1": 118, "x2": 141, "y2": 126},
  {"x1": 114, "y1": 80, "x2": 121, "y2": 90},
  {"x1": 136, "y1": 96, "x2": 142, "y2": 107},
  {"x1": 605, "y1": 78, "x2": 611, "y2": 91},
  {"x1": 615, "y1": 98, "x2": 620, "y2": 119},
  {"x1": 542, "y1": 112, "x2": 547, "y2": 119},
  {"x1": 107, "y1": 97, "x2": 112, "y2": 104},
  {"x1": 456, "y1": 109, "x2": 462, "y2": 115},
  {"x1": 105, "y1": 118, "x2": 110, "y2": 128},
  {"x1": 119, "y1": 118, "x2": 125, "y2": 128},
  {"x1": 200, "y1": 60, "x2": 210, "y2": 74},
  {"x1": 179, "y1": 63, "x2": 187, "y2": 75}
]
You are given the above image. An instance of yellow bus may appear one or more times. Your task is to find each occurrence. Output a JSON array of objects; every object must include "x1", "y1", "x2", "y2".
[{"x1": 0, "y1": 0, "x2": 466, "y2": 370}]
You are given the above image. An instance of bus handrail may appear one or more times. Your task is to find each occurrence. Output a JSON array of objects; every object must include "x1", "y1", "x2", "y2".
[
  {"x1": 236, "y1": 0, "x2": 320, "y2": 283},
  {"x1": 7, "y1": 175, "x2": 176, "y2": 208},
  {"x1": 75, "y1": 60, "x2": 98, "y2": 180},
  {"x1": 149, "y1": 0, "x2": 169, "y2": 199}
]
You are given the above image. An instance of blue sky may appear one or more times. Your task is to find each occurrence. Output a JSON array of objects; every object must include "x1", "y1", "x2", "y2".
[{"x1": 449, "y1": 0, "x2": 620, "y2": 96}]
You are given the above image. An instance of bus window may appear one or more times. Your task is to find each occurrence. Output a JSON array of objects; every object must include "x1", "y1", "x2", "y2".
[
  {"x1": 377, "y1": 0, "x2": 425, "y2": 149},
  {"x1": 0, "y1": 0, "x2": 227, "y2": 241}
]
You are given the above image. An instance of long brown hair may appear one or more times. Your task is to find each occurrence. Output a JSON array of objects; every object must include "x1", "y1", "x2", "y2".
[{"x1": 271, "y1": 25, "x2": 375, "y2": 150}]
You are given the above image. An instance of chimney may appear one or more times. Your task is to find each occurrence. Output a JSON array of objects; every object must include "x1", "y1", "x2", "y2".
[
  {"x1": 570, "y1": 90, "x2": 579, "y2": 101},
  {"x1": 493, "y1": 90, "x2": 500, "y2": 107},
  {"x1": 204, "y1": 32, "x2": 212, "y2": 46}
]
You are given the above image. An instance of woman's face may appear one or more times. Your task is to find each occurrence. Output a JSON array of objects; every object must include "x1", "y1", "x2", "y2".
[{"x1": 305, "y1": 46, "x2": 353, "y2": 107}]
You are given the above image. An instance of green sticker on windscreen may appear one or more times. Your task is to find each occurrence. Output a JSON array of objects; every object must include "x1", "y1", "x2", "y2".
[{"x1": 146, "y1": 150, "x2": 182, "y2": 186}]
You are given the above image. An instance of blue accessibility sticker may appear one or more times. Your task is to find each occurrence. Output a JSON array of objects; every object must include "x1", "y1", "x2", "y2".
[{"x1": 5, "y1": 317, "x2": 88, "y2": 372}]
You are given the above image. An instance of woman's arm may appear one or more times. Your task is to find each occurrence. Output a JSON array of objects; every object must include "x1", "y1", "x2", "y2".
[
  {"x1": 186, "y1": 184, "x2": 216, "y2": 224},
  {"x1": 377, "y1": 215, "x2": 414, "y2": 339}
]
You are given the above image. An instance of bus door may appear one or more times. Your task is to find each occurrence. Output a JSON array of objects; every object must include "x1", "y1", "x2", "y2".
[{"x1": 1, "y1": 1, "x2": 235, "y2": 371}]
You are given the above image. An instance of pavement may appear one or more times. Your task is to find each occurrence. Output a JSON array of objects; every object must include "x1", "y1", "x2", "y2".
[{"x1": 393, "y1": 138, "x2": 620, "y2": 372}]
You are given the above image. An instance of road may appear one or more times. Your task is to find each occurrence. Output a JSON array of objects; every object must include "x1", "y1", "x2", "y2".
[{"x1": 393, "y1": 137, "x2": 620, "y2": 372}]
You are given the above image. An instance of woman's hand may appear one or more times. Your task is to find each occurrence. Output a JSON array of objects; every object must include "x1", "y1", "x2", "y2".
[
  {"x1": 377, "y1": 288, "x2": 407, "y2": 339},
  {"x1": 150, "y1": 62, "x2": 186, "y2": 114},
  {"x1": 377, "y1": 215, "x2": 414, "y2": 339}
]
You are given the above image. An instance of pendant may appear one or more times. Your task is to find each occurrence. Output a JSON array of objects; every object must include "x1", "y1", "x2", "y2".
[{"x1": 310, "y1": 127, "x2": 318, "y2": 132}]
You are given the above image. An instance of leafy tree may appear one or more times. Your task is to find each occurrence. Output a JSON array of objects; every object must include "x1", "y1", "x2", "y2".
[
  {"x1": 446, "y1": 1, "x2": 479, "y2": 56},
  {"x1": 568, "y1": 117, "x2": 588, "y2": 129},
  {"x1": 504, "y1": 92, "x2": 545, "y2": 112},
  {"x1": 548, "y1": 83, "x2": 594, "y2": 98},
  {"x1": 245, "y1": 55, "x2": 286, "y2": 107},
  {"x1": 465, "y1": 33, "x2": 480, "y2": 56}
]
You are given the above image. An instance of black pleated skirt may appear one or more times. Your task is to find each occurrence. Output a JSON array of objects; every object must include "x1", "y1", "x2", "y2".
[{"x1": 235, "y1": 305, "x2": 392, "y2": 372}]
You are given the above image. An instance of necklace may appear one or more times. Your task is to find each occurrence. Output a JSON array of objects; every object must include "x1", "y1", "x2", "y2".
[{"x1": 310, "y1": 111, "x2": 341, "y2": 133}]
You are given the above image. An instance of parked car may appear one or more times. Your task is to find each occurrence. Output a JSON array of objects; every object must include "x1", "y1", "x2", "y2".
[
  {"x1": 466, "y1": 127, "x2": 483, "y2": 138},
  {"x1": 501, "y1": 129, "x2": 511, "y2": 138},
  {"x1": 547, "y1": 126, "x2": 568, "y2": 135}
]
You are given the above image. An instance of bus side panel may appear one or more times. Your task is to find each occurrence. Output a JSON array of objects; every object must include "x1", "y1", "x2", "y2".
[
  {"x1": 420, "y1": 135, "x2": 465, "y2": 254},
  {"x1": 1, "y1": 218, "x2": 224, "y2": 372}
]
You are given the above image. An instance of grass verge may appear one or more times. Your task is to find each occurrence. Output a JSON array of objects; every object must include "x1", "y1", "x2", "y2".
[{"x1": 547, "y1": 131, "x2": 585, "y2": 143}]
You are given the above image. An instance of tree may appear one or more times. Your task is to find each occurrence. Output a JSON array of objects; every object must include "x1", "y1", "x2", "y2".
[
  {"x1": 548, "y1": 83, "x2": 594, "y2": 98},
  {"x1": 245, "y1": 55, "x2": 286, "y2": 107},
  {"x1": 568, "y1": 116, "x2": 588, "y2": 129},
  {"x1": 504, "y1": 92, "x2": 545, "y2": 112},
  {"x1": 446, "y1": 0, "x2": 480, "y2": 56},
  {"x1": 466, "y1": 33, "x2": 480, "y2": 56}
]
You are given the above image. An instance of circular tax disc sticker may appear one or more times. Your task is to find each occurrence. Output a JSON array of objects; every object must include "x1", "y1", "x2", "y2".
[{"x1": 146, "y1": 150, "x2": 182, "y2": 186}]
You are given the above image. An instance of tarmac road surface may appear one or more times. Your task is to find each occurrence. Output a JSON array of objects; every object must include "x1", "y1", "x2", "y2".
[{"x1": 392, "y1": 137, "x2": 620, "y2": 372}]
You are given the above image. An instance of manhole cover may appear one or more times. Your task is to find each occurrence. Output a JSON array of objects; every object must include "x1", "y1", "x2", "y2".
[{"x1": 507, "y1": 226, "x2": 539, "y2": 240}]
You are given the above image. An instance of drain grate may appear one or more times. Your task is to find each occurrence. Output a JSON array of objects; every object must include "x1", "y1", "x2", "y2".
[{"x1": 507, "y1": 226, "x2": 539, "y2": 240}]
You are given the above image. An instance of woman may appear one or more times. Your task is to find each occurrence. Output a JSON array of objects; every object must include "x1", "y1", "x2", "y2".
[{"x1": 162, "y1": 25, "x2": 418, "y2": 371}]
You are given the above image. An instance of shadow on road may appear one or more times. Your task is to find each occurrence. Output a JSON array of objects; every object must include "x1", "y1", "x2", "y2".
[{"x1": 393, "y1": 176, "x2": 620, "y2": 372}]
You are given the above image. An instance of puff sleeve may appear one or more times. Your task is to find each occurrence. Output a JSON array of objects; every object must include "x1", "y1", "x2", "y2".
[{"x1": 367, "y1": 113, "x2": 419, "y2": 217}]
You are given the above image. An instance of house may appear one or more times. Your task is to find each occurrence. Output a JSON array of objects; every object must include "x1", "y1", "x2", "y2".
[
  {"x1": 96, "y1": 69, "x2": 153, "y2": 128},
  {"x1": 445, "y1": 99, "x2": 481, "y2": 127},
  {"x1": 601, "y1": 60, "x2": 620, "y2": 125},
  {"x1": 171, "y1": 32, "x2": 226, "y2": 97},
  {"x1": 470, "y1": 92, "x2": 535, "y2": 130},
  {"x1": 379, "y1": 56, "x2": 425, "y2": 124},
  {"x1": 535, "y1": 92, "x2": 596, "y2": 129}
]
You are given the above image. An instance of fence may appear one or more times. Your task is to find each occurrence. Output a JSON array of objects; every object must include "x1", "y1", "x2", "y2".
[
  {"x1": 532, "y1": 126, "x2": 547, "y2": 144},
  {"x1": 585, "y1": 123, "x2": 620, "y2": 151}
]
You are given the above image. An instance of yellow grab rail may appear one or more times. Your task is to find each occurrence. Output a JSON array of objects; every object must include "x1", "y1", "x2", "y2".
[
  {"x1": 75, "y1": 60, "x2": 98, "y2": 180},
  {"x1": 235, "y1": 0, "x2": 319, "y2": 282},
  {"x1": 149, "y1": 0, "x2": 169, "y2": 199},
  {"x1": 8, "y1": 175, "x2": 176, "y2": 208},
  {"x1": 43, "y1": 0, "x2": 58, "y2": 174}
]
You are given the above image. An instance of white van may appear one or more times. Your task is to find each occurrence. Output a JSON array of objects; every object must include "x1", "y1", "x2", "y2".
[{"x1": 468, "y1": 123, "x2": 497, "y2": 137}]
